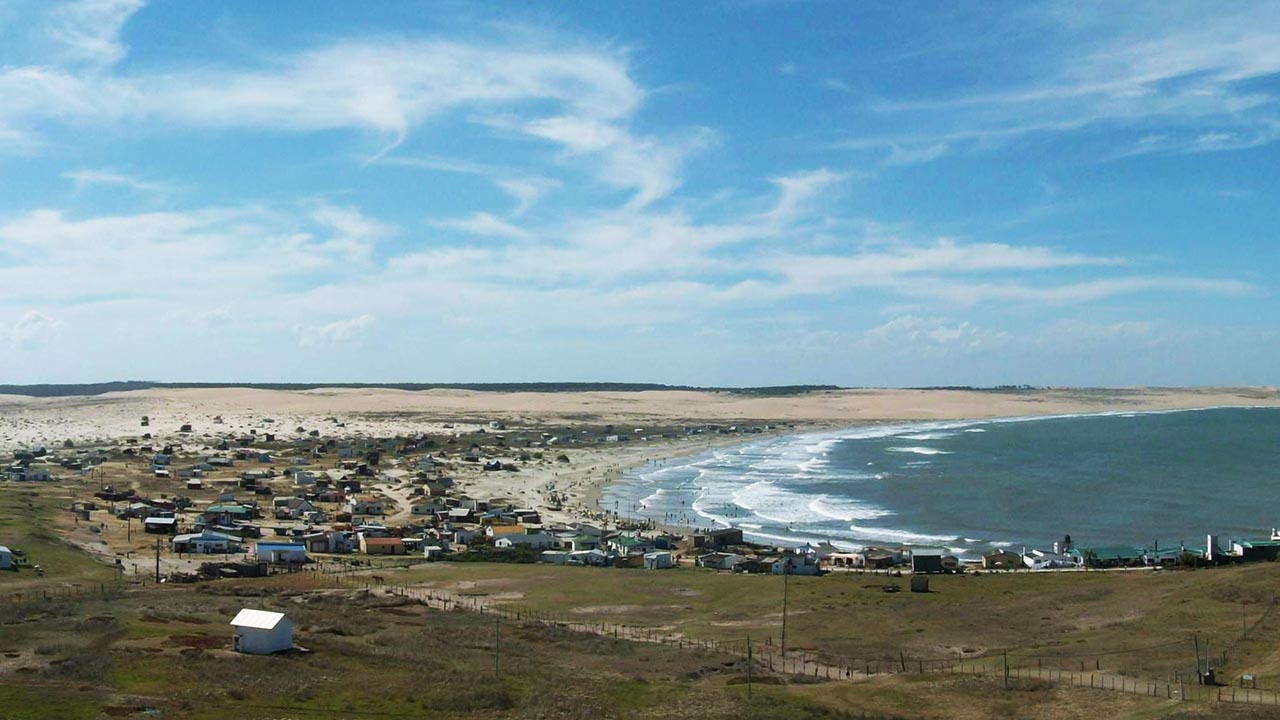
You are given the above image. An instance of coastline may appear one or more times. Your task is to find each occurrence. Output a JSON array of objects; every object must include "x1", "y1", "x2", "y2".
[{"x1": 594, "y1": 405, "x2": 1280, "y2": 554}]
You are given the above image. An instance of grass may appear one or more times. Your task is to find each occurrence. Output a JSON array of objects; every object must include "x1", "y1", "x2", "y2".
[
  {"x1": 0, "y1": 485, "x2": 115, "y2": 593},
  {"x1": 370, "y1": 560, "x2": 1280, "y2": 683},
  {"x1": 6, "y1": 480, "x2": 1280, "y2": 718}
]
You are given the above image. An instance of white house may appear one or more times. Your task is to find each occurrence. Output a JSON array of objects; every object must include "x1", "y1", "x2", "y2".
[
  {"x1": 643, "y1": 551, "x2": 674, "y2": 569},
  {"x1": 0, "y1": 546, "x2": 11, "y2": 570},
  {"x1": 772, "y1": 549, "x2": 821, "y2": 575},
  {"x1": 494, "y1": 533, "x2": 557, "y2": 550},
  {"x1": 346, "y1": 497, "x2": 385, "y2": 516},
  {"x1": 1022, "y1": 549, "x2": 1084, "y2": 571},
  {"x1": 230, "y1": 609, "x2": 292, "y2": 655}
]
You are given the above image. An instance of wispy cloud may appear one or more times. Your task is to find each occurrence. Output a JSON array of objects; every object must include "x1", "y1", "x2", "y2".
[
  {"x1": 432, "y1": 211, "x2": 533, "y2": 241},
  {"x1": 846, "y1": 4, "x2": 1280, "y2": 161},
  {"x1": 297, "y1": 314, "x2": 375, "y2": 347},
  {"x1": 62, "y1": 168, "x2": 176, "y2": 196},
  {"x1": 48, "y1": 0, "x2": 144, "y2": 67},
  {"x1": 0, "y1": 311, "x2": 63, "y2": 348}
]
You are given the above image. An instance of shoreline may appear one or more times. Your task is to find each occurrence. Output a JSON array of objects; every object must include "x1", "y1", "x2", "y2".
[{"x1": 592, "y1": 405, "x2": 1280, "y2": 555}]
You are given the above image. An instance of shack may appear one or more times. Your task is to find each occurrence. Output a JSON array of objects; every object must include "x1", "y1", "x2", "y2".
[
  {"x1": 230, "y1": 609, "x2": 292, "y2": 655},
  {"x1": 643, "y1": 551, "x2": 674, "y2": 569},
  {"x1": 910, "y1": 547, "x2": 946, "y2": 574},
  {"x1": 143, "y1": 516, "x2": 177, "y2": 535}
]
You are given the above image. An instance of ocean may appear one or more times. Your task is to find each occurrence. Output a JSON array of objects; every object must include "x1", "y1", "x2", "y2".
[{"x1": 599, "y1": 407, "x2": 1280, "y2": 558}]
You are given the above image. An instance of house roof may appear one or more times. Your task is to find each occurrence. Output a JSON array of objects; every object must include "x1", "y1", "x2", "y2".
[
  {"x1": 206, "y1": 504, "x2": 250, "y2": 514},
  {"x1": 144, "y1": 517, "x2": 176, "y2": 525},
  {"x1": 256, "y1": 543, "x2": 306, "y2": 551},
  {"x1": 1086, "y1": 546, "x2": 1145, "y2": 560},
  {"x1": 230, "y1": 608, "x2": 287, "y2": 630},
  {"x1": 911, "y1": 547, "x2": 945, "y2": 557},
  {"x1": 1237, "y1": 540, "x2": 1280, "y2": 549},
  {"x1": 490, "y1": 525, "x2": 525, "y2": 535},
  {"x1": 363, "y1": 537, "x2": 402, "y2": 546}
]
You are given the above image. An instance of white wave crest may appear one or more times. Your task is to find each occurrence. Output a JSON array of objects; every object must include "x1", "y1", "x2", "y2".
[
  {"x1": 847, "y1": 524, "x2": 958, "y2": 545},
  {"x1": 886, "y1": 446, "x2": 953, "y2": 456},
  {"x1": 807, "y1": 496, "x2": 892, "y2": 522}
]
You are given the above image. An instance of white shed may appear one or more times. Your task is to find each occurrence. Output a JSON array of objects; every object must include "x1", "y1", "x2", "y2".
[
  {"x1": 643, "y1": 551, "x2": 674, "y2": 570},
  {"x1": 230, "y1": 608, "x2": 292, "y2": 655},
  {"x1": 0, "y1": 546, "x2": 11, "y2": 570}
]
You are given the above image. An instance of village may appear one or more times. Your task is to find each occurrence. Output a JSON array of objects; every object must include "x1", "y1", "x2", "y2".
[{"x1": 4, "y1": 412, "x2": 1278, "y2": 592}]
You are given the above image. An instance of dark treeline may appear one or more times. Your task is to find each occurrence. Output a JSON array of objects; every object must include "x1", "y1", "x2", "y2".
[{"x1": 0, "y1": 381, "x2": 843, "y2": 398}]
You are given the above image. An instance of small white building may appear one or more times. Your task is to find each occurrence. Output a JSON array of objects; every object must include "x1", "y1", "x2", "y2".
[
  {"x1": 0, "y1": 545, "x2": 11, "y2": 570},
  {"x1": 493, "y1": 533, "x2": 557, "y2": 550},
  {"x1": 230, "y1": 608, "x2": 292, "y2": 655},
  {"x1": 643, "y1": 551, "x2": 674, "y2": 569}
]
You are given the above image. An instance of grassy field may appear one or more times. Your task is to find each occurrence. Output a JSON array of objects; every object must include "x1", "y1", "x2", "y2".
[
  {"x1": 7, "y1": 481, "x2": 1280, "y2": 718},
  {"x1": 369, "y1": 559, "x2": 1280, "y2": 683},
  {"x1": 0, "y1": 576, "x2": 1223, "y2": 720}
]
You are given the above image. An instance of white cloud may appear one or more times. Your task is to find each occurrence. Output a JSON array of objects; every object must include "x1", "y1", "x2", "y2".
[
  {"x1": 432, "y1": 212, "x2": 533, "y2": 241},
  {"x1": 0, "y1": 31, "x2": 692, "y2": 205},
  {"x1": 0, "y1": 311, "x2": 63, "y2": 348},
  {"x1": 851, "y1": 5, "x2": 1280, "y2": 158},
  {"x1": 297, "y1": 314, "x2": 375, "y2": 347},
  {"x1": 865, "y1": 315, "x2": 1008, "y2": 354},
  {"x1": 62, "y1": 168, "x2": 175, "y2": 196},
  {"x1": 48, "y1": 0, "x2": 144, "y2": 67},
  {"x1": 884, "y1": 143, "x2": 949, "y2": 166},
  {"x1": 764, "y1": 169, "x2": 846, "y2": 223},
  {"x1": 497, "y1": 177, "x2": 560, "y2": 215}
]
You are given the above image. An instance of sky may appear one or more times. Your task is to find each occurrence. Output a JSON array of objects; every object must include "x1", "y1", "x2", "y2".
[{"x1": 0, "y1": 0, "x2": 1277, "y2": 387}]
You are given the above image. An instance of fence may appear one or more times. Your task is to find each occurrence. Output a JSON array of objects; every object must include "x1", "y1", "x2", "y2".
[
  {"x1": 0, "y1": 582, "x2": 124, "y2": 607},
  {"x1": 326, "y1": 570, "x2": 1280, "y2": 709}
]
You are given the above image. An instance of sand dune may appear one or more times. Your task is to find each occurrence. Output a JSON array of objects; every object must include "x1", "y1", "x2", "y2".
[{"x1": 0, "y1": 385, "x2": 1277, "y2": 450}]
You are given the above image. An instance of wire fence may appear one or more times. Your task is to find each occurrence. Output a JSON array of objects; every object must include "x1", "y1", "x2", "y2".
[{"x1": 327, "y1": 571, "x2": 1280, "y2": 709}]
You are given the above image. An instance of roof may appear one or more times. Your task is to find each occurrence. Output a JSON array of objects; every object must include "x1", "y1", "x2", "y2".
[
  {"x1": 0, "y1": 546, "x2": 10, "y2": 553},
  {"x1": 490, "y1": 525, "x2": 525, "y2": 535},
  {"x1": 911, "y1": 547, "x2": 945, "y2": 557},
  {"x1": 256, "y1": 543, "x2": 306, "y2": 550},
  {"x1": 206, "y1": 504, "x2": 250, "y2": 514},
  {"x1": 143, "y1": 517, "x2": 177, "y2": 525},
  {"x1": 1085, "y1": 546, "x2": 1144, "y2": 560},
  {"x1": 230, "y1": 608, "x2": 287, "y2": 630},
  {"x1": 363, "y1": 537, "x2": 402, "y2": 546},
  {"x1": 1237, "y1": 540, "x2": 1280, "y2": 549}
]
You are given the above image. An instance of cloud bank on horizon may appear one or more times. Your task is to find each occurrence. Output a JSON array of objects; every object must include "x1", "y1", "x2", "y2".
[{"x1": 0, "y1": 0, "x2": 1275, "y2": 386}]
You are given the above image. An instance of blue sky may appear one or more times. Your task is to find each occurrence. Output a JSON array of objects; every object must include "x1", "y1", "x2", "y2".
[{"x1": 0, "y1": 0, "x2": 1276, "y2": 386}]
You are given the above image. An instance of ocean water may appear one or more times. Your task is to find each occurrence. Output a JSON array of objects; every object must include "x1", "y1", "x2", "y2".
[{"x1": 599, "y1": 407, "x2": 1280, "y2": 558}]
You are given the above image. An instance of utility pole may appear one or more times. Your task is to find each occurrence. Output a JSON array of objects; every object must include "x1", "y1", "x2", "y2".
[
  {"x1": 495, "y1": 616, "x2": 501, "y2": 678},
  {"x1": 746, "y1": 635, "x2": 753, "y2": 699},
  {"x1": 154, "y1": 535, "x2": 161, "y2": 584},
  {"x1": 780, "y1": 562, "x2": 790, "y2": 657}
]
